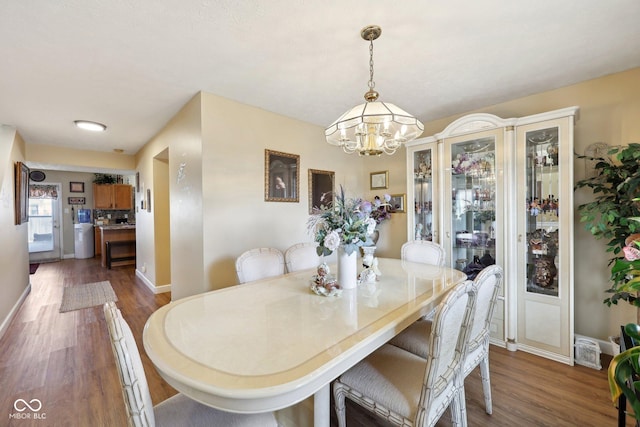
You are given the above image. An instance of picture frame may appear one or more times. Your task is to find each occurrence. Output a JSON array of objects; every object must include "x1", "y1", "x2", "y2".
[
  {"x1": 69, "y1": 181, "x2": 84, "y2": 193},
  {"x1": 68, "y1": 197, "x2": 86, "y2": 205},
  {"x1": 14, "y1": 161, "x2": 29, "y2": 225},
  {"x1": 147, "y1": 188, "x2": 151, "y2": 212},
  {"x1": 265, "y1": 149, "x2": 299, "y2": 202},
  {"x1": 389, "y1": 194, "x2": 406, "y2": 213},
  {"x1": 136, "y1": 172, "x2": 140, "y2": 192},
  {"x1": 370, "y1": 171, "x2": 388, "y2": 189},
  {"x1": 308, "y1": 169, "x2": 335, "y2": 214}
]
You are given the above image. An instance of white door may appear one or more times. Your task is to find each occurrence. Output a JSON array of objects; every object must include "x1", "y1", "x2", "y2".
[{"x1": 28, "y1": 183, "x2": 62, "y2": 262}]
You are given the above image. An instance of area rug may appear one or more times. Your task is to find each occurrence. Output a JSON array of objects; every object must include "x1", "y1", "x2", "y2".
[
  {"x1": 29, "y1": 263, "x2": 39, "y2": 275},
  {"x1": 59, "y1": 281, "x2": 118, "y2": 313}
]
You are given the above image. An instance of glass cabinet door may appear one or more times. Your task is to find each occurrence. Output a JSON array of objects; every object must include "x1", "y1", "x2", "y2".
[
  {"x1": 524, "y1": 127, "x2": 560, "y2": 296},
  {"x1": 516, "y1": 113, "x2": 575, "y2": 364},
  {"x1": 445, "y1": 134, "x2": 499, "y2": 273},
  {"x1": 407, "y1": 142, "x2": 438, "y2": 243}
]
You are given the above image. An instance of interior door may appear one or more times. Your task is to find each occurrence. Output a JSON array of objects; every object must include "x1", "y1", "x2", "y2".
[{"x1": 28, "y1": 183, "x2": 62, "y2": 262}]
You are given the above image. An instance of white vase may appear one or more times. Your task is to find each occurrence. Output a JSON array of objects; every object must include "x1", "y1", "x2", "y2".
[{"x1": 337, "y1": 246, "x2": 358, "y2": 290}]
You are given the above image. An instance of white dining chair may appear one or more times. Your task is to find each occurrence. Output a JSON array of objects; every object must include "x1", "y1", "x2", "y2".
[
  {"x1": 284, "y1": 242, "x2": 320, "y2": 273},
  {"x1": 333, "y1": 279, "x2": 477, "y2": 427},
  {"x1": 388, "y1": 264, "x2": 503, "y2": 414},
  {"x1": 103, "y1": 302, "x2": 278, "y2": 427},
  {"x1": 235, "y1": 247, "x2": 285, "y2": 284},
  {"x1": 401, "y1": 240, "x2": 446, "y2": 266}
]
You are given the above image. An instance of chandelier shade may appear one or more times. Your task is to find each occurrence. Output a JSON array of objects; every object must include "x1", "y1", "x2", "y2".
[{"x1": 325, "y1": 25, "x2": 424, "y2": 156}]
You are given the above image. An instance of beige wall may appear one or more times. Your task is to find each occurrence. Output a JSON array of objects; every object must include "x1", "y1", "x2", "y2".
[
  {"x1": 26, "y1": 143, "x2": 135, "y2": 171},
  {"x1": 406, "y1": 67, "x2": 640, "y2": 340},
  {"x1": 0, "y1": 126, "x2": 30, "y2": 337}
]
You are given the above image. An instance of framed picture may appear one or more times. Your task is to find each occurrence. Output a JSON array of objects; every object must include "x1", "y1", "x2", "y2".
[
  {"x1": 389, "y1": 194, "x2": 406, "y2": 213},
  {"x1": 14, "y1": 162, "x2": 29, "y2": 225},
  {"x1": 147, "y1": 188, "x2": 151, "y2": 212},
  {"x1": 69, "y1": 181, "x2": 84, "y2": 193},
  {"x1": 308, "y1": 169, "x2": 335, "y2": 214},
  {"x1": 68, "y1": 197, "x2": 86, "y2": 205},
  {"x1": 265, "y1": 149, "x2": 299, "y2": 202},
  {"x1": 136, "y1": 172, "x2": 140, "y2": 192},
  {"x1": 370, "y1": 171, "x2": 388, "y2": 189}
]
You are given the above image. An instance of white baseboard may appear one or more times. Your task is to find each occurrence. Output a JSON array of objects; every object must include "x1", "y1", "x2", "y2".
[
  {"x1": 0, "y1": 282, "x2": 31, "y2": 341},
  {"x1": 135, "y1": 269, "x2": 171, "y2": 294}
]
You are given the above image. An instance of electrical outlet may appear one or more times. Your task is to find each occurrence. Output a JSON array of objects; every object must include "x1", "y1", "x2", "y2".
[
  {"x1": 107, "y1": 214, "x2": 111, "y2": 219},
  {"x1": 124, "y1": 214, "x2": 128, "y2": 218}
]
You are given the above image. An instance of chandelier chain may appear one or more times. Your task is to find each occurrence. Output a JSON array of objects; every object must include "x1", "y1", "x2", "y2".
[{"x1": 368, "y1": 37, "x2": 375, "y2": 90}]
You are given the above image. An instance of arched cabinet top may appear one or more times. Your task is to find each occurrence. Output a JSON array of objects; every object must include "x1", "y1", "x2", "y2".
[{"x1": 435, "y1": 113, "x2": 517, "y2": 139}]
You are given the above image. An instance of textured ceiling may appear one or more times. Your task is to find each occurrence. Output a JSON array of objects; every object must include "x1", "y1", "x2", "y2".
[{"x1": 1, "y1": 0, "x2": 639, "y2": 156}]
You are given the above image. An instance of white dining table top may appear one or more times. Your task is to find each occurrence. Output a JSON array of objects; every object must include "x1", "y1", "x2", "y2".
[{"x1": 142, "y1": 257, "x2": 466, "y2": 413}]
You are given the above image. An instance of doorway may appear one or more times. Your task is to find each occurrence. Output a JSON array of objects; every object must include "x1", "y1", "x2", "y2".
[{"x1": 28, "y1": 183, "x2": 62, "y2": 262}]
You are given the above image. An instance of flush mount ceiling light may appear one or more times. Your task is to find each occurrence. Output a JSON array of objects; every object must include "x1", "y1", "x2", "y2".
[
  {"x1": 325, "y1": 25, "x2": 424, "y2": 156},
  {"x1": 74, "y1": 120, "x2": 107, "y2": 132}
]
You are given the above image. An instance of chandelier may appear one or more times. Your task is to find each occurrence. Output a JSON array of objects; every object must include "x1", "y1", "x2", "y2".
[{"x1": 325, "y1": 25, "x2": 424, "y2": 156}]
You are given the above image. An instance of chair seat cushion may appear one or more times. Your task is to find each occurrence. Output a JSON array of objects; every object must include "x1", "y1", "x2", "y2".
[
  {"x1": 388, "y1": 319, "x2": 432, "y2": 359},
  {"x1": 155, "y1": 394, "x2": 277, "y2": 427}
]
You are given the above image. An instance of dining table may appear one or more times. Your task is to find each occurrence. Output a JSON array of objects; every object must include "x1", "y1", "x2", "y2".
[{"x1": 142, "y1": 257, "x2": 466, "y2": 427}]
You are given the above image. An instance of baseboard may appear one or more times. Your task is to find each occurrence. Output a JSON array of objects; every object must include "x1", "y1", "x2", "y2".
[
  {"x1": 0, "y1": 282, "x2": 31, "y2": 341},
  {"x1": 135, "y1": 269, "x2": 171, "y2": 294}
]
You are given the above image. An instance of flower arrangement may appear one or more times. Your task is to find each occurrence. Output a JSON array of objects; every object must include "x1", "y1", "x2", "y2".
[
  {"x1": 360, "y1": 194, "x2": 392, "y2": 225},
  {"x1": 307, "y1": 186, "x2": 377, "y2": 256}
]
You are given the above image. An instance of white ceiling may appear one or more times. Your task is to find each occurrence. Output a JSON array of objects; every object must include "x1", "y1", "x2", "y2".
[{"x1": 1, "y1": 0, "x2": 639, "y2": 156}]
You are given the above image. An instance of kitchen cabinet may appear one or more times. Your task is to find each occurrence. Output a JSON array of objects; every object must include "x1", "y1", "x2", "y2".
[
  {"x1": 405, "y1": 106, "x2": 578, "y2": 364},
  {"x1": 93, "y1": 184, "x2": 133, "y2": 210},
  {"x1": 95, "y1": 227, "x2": 102, "y2": 256}
]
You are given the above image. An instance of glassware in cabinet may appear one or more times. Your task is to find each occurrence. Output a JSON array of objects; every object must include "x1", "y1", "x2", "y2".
[{"x1": 406, "y1": 141, "x2": 439, "y2": 243}]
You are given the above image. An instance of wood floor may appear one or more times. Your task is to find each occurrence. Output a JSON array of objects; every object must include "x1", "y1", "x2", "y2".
[{"x1": 0, "y1": 258, "x2": 633, "y2": 426}]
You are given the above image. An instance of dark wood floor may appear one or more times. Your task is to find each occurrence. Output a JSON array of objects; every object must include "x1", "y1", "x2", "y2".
[{"x1": 0, "y1": 258, "x2": 633, "y2": 426}]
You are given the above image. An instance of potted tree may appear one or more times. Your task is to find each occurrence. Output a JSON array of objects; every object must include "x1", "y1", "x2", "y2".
[{"x1": 576, "y1": 143, "x2": 640, "y2": 420}]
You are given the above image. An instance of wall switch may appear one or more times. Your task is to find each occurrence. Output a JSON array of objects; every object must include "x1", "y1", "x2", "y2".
[
  {"x1": 107, "y1": 214, "x2": 111, "y2": 219},
  {"x1": 124, "y1": 214, "x2": 128, "y2": 218},
  {"x1": 64, "y1": 208, "x2": 69, "y2": 214}
]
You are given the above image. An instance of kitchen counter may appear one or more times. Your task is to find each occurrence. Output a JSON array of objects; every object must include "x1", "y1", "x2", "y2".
[{"x1": 99, "y1": 225, "x2": 136, "y2": 268}]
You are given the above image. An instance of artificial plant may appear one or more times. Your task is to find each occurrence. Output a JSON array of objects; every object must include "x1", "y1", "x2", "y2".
[{"x1": 576, "y1": 143, "x2": 640, "y2": 307}]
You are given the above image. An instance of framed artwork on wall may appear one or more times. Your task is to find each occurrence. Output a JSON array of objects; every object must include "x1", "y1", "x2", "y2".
[
  {"x1": 389, "y1": 194, "x2": 406, "y2": 213},
  {"x1": 265, "y1": 149, "x2": 299, "y2": 202},
  {"x1": 370, "y1": 171, "x2": 388, "y2": 189},
  {"x1": 68, "y1": 197, "x2": 86, "y2": 205},
  {"x1": 69, "y1": 181, "x2": 84, "y2": 193},
  {"x1": 14, "y1": 161, "x2": 29, "y2": 225},
  {"x1": 308, "y1": 169, "x2": 335, "y2": 214}
]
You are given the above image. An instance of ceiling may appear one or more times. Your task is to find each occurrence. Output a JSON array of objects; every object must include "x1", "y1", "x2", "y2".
[{"x1": 1, "y1": 1, "x2": 639, "y2": 157}]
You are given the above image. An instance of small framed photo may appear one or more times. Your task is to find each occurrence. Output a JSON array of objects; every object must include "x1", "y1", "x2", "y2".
[
  {"x1": 370, "y1": 171, "x2": 388, "y2": 190},
  {"x1": 68, "y1": 197, "x2": 86, "y2": 205},
  {"x1": 389, "y1": 194, "x2": 406, "y2": 213},
  {"x1": 69, "y1": 182, "x2": 84, "y2": 193}
]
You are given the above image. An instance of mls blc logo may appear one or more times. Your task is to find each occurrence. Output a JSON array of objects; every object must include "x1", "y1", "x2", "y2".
[{"x1": 9, "y1": 398, "x2": 46, "y2": 420}]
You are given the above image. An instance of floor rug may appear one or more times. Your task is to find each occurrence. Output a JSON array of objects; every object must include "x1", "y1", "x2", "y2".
[
  {"x1": 59, "y1": 281, "x2": 118, "y2": 313},
  {"x1": 29, "y1": 263, "x2": 39, "y2": 274}
]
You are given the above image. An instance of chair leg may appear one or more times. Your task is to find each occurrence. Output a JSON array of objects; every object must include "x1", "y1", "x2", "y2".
[
  {"x1": 479, "y1": 355, "x2": 493, "y2": 414},
  {"x1": 332, "y1": 382, "x2": 347, "y2": 427},
  {"x1": 449, "y1": 383, "x2": 468, "y2": 427}
]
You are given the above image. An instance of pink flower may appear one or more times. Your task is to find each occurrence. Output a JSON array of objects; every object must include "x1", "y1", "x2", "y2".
[{"x1": 623, "y1": 245, "x2": 640, "y2": 261}]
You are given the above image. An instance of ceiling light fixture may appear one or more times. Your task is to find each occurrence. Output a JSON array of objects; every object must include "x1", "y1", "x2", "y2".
[
  {"x1": 325, "y1": 25, "x2": 424, "y2": 156},
  {"x1": 74, "y1": 120, "x2": 107, "y2": 132}
]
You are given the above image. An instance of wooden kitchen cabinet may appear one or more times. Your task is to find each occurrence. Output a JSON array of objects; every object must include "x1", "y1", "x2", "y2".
[
  {"x1": 93, "y1": 184, "x2": 133, "y2": 210},
  {"x1": 95, "y1": 227, "x2": 102, "y2": 256}
]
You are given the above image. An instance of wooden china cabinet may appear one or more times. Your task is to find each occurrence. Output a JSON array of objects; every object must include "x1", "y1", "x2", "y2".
[{"x1": 406, "y1": 107, "x2": 578, "y2": 364}]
